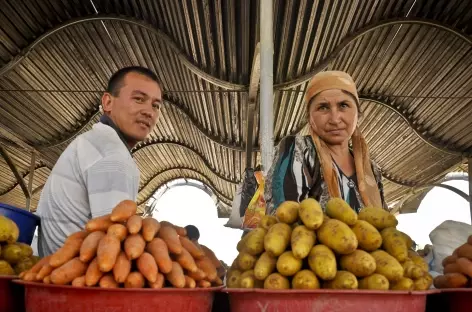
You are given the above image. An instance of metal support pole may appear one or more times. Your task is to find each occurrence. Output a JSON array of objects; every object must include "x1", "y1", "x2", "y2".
[
  {"x1": 468, "y1": 159, "x2": 472, "y2": 224},
  {"x1": 246, "y1": 43, "x2": 261, "y2": 170},
  {"x1": 26, "y1": 151, "x2": 36, "y2": 211},
  {"x1": 0, "y1": 146, "x2": 31, "y2": 204},
  {"x1": 260, "y1": 0, "x2": 274, "y2": 173}
]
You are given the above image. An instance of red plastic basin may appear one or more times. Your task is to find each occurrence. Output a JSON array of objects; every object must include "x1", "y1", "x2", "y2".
[
  {"x1": 438, "y1": 288, "x2": 472, "y2": 312},
  {"x1": 226, "y1": 288, "x2": 440, "y2": 312},
  {"x1": 15, "y1": 280, "x2": 222, "y2": 312},
  {"x1": 0, "y1": 275, "x2": 24, "y2": 312}
]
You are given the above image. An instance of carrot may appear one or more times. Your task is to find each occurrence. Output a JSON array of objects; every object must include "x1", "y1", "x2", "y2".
[
  {"x1": 434, "y1": 273, "x2": 468, "y2": 289},
  {"x1": 99, "y1": 274, "x2": 119, "y2": 288},
  {"x1": 43, "y1": 276, "x2": 51, "y2": 284},
  {"x1": 187, "y1": 268, "x2": 207, "y2": 281},
  {"x1": 27, "y1": 255, "x2": 51, "y2": 275},
  {"x1": 107, "y1": 224, "x2": 128, "y2": 241},
  {"x1": 85, "y1": 258, "x2": 104, "y2": 286},
  {"x1": 146, "y1": 238, "x2": 173, "y2": 273},
  {"x1": 455, "y1": 244, "x2": 472, "y2": 260},
  {"x1": 36, "y1": 264, "x2": 54, "y2": 281},
  {"x1": 19, "y1": 272, "x2": 26, "y2": 279},
  {"x1": 148, "y1": 273, "x2": 165, "y2": 289},
  {"x1": 444, "y1": 263, "x2": 461, "y2": 274},
  {"x1": 86, "y1": 214, "x2": 114, "y2": 232},
  {"x1": 213, "y1": 276, "x2": 223, "y2": 286},
  {"x1": 174, "y1": 226, "x2": 187, "y2": 237},
  {"x1": 142, "y1": 218, "x2": 160, "y2": 242},
  {"x1": 166, "y1": 262, "x2": 186, "y2": 288},
  {"x1": 124, "y1": 234, "x2": 146, "y2": 260},
  {"x1": 180, "y1": 236, "x2": 205, "y2": 259},
  {"x1": 200, "y1": 245, "x2": 222, "y2": 269},
  {"x1": 71, "y1": 276, "x2": 86, "y2": 287},
  {"x1": 125, "y1": 272, "x2": 145, "y2": 288},
  {"x1": 158, "y1": 226, "x2": 182, "y2": 254},
  {"x1": 65, "y1": 230, "x2": 89, "y2": 244},
  {"x1": 127, "y1": 215, "x2": 143, "y2": 234},
  {"x1": 79, "y1": 231, "x2": 106, "y2": 262},
  {"x1": 160, "y1": 221, "x2": 174, "y2": 228},
  {"x1": 175, "y1": 247, "x2": 198, "y2": 272},
  {"x1": 442, "y1": 255, "x2": 458, "y2": 267},
  {"x1": 196, "y1": 257, "x2": 217, "y2": 282},
  {"x1": 185, "y1": 275, "x2": 196, "y2": 288},
  {"x1": 198, "y1": 280, "x2": 212, "y2": 288},
  {"x1": 50, "y1": 238, "x2": 83, "y2": 268},
  {"x1": 50, "y1": 257, "x2": 88, "y2": 285},
  {"x1": 110, "y1": 200, "x2": 138, "y2": 222},
  {"x1": 137, "y1": 252, "x2": 159, "y2": 283},
  {"x1": 97, "y1": 235, "x2": 121, "y2": 272},
  {"x1": 23, "y1": 271, "x2": 38, "y2": 281},
  {"x1": 113, "y1": 251, "x2": 131, "y2": 283},
  {"x1": 456, "y1": 257, "x2": 472, "y2": 277}
]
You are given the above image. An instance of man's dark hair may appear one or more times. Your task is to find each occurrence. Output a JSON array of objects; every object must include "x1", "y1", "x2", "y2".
[
  {"x1": 185, "y1": 225, "x2": 200, "y2": 241},
  {"x1": 107, "y1": 66, "x2": 160, "y2": 96}
]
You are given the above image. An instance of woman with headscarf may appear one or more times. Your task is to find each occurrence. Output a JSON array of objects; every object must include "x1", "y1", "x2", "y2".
[{"x1": 265, "y1": 71, "x2": 387, "y2": 215}]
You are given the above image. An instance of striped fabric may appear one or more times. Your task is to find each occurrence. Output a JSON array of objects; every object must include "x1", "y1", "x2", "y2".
[
  {"x1": 264, "y1": 135, "x2": 386, "y2": 215},
  {"x1": 36, "y1": 123, "x2": 139, "y2": 257}
]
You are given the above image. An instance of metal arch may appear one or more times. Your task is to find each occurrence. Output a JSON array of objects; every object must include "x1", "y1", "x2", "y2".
[
  {"x1": 137, "y1": 167, "x2": 233, "y2": 206},
  {"x1": 0, "y1": 15, "x2": 245, "y2": 90},
  {"x1": 132, "y1": 140, "x2": 239, "y2": 184},
  {"x1": 274, "y1": 18, "x2": 472, "y2": 89},
  {"x1": 0, "y1": 164, "x2": 48, "y2": 196},
  {"x1": 36, "y1": 96, "x2": 245, "y2": 151}
]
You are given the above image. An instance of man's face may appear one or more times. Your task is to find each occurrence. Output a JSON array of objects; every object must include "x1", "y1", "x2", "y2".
[{"x1": 102, "y1": 72, "x2": 162, "y2": 143}]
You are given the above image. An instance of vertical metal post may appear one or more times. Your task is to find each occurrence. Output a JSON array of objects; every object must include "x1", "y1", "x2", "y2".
[
  {"x1": 26, "y1": 151, "x2": 36, "y2": 211},
  {"x1": 260, "y1": 0, "x2": 274, "y2": 173},
  {"x1": 468, "y1": 159, "x2": 472, "y2": 224}
]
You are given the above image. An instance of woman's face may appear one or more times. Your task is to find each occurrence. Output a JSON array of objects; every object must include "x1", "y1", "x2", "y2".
[{"x1": 308, "y1": 89, "x2": 358, "y2": 146}]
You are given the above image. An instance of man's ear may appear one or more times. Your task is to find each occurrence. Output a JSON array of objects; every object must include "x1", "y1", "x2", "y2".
[{"x1": 101, "y1": 92, "x2": 113, "y2": 113}]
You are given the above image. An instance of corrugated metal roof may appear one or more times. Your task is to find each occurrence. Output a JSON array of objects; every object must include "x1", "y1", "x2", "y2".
[{"x1": 0, "y1": 0, "x2": 471, "y2": 216}]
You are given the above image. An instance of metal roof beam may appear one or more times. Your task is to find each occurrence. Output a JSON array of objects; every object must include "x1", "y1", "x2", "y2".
[
  {"x1": 245, "y1": 43, "x2": 261, "y2": 169},
  {"x1": 0, "y1": 146, "x2": 30, "y2": 202}
]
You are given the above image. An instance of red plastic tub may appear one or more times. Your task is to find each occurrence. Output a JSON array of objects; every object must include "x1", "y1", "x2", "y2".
[
  {"x1": 227, "y1": 288, "x2": 440, "y2": 312},
  {"x1": 15, "y1": 280, "x2": 222, "y2": 312},
  {"x1": 0, "y1": 275, "x2": 24, "y2": 312},
  {"x1": 437, "y1": 288, "x2": 472, "y2": 312}
]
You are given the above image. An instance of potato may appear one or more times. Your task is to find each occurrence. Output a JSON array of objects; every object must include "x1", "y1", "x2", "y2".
[
  {"x1": 237, "y1": 252, "x2": 257, "y2": 271},
  {"x1": 299, "y1": 198, "x2": 324, "y2": 230},
  {"x1": 254, "y1": 252, "x2": 277, "y2": 281},
  {"x1": 371, "y1": 250, "x2": 404, "y2": 282},
  {"x1": 291, "y1": 225, "x2": 316, "y2": 259},
  {"x1": 340, "y1": 250, "x2": 376, "y2": 277},
  {"x1": 226, "y1": 269, "x2": 242, "y2": 288},
  {"x1": 381, "y1": 227, "x2": 408, "y2": 262},
  {"x1": 390, "y1": 277, "x2": 414, "y2": 290},
  {"x1": 358, "y1": 274, "x2": 389, "y2": 290},
  {"x1": 276, "y1": 251, "x2": 303, "y2": 276},
  {"x1": 317, "y1": 219, "x2": 358, "y2": 255},
  {"x1": 292, "y1": 270, "x2": 320, "y2": 289},
  {"x1": 0, "y1": 215, "x2": 19, "y2": 243},
  {"x1": 358, "y1": 207, "x2": 397, "y2": 230},
  {"x1": 2, "y1": 244, "x2": 23, "y2": 264},
  {"x1": 239, "y1": 270, "x2": 264, "y2": 288},
  {"x1": 403, "y1": 260, "x2": 426, "y2": 279},
  {"x1": 398, "y1": 231, "x2": 414, "y2": 250},
  {"x1": 351, "y1": 220, "x2": 382, "y2": 251},
  {"x1": 323, "y1": 271, "x2": 358, "y2": 289},
  {"x1": 264, "y1": 223, "x2": 292, "y2": 257},
  {"x1": 414, "y1": 273, "x2": 433, "y2": 290},
  {"x1": 258, "y1": 215, "x2": 278, "y2": 230},
  {"x1": 264, "y1": 273, "x2": 290, "y2": 289},
  {"x1": 245, "y1": 227, "x2": 267, "y2": 256},
  {"x1": 326, "y1": 198, "x2": 357, "y2": 225},
  {"x1": 308, "y1": 245, "x2": 337, "y2": 280},
  {"x1": 410, "y1": 255, "x2": 429, "y2": 272},
  {"x1": 276, "y1": 201, "x2": 300, "y2": 224},
  {"x1": 237, "y1": 234, "x2": 249, "y2": 252}
]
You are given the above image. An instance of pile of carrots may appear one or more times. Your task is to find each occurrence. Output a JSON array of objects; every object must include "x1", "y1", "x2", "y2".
[
  {"x1": 434, "y1": 235, "x2": 472, "y2": 289},
  {"x1": 19, "y1": 200, "x2": 222, "y2": 289}
]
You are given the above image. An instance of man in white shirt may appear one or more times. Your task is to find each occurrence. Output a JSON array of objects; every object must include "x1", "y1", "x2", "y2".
[{"x1": 37, "y1": 66, "x2": 162, "y2": 256}]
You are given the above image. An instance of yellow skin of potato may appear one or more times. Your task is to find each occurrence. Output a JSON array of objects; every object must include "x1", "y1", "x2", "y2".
[
  {"x1": 245, "y1": 228, "x2": 267, "y2": 256},
  {"x1": 0, "y1": 216, "x2": 19, "y2": 244},
  {"x1": 254, "y1": 251, "x2": 277, "y2": 281},
  {"x1": 276, "y1": 201, "x2": 300, "y2": 224},
  {"x1": 413, "y1": 274, "x2": 433, "y2": 291},
  {"x1": 264, "y1": 223, "x2": 292, "y2": 257},
  {"x1": 340, "y1": 250, "x2": 377, "y2": 277},
  {"x1": 317, "y1": 219, "x2": 358, "y2": 255},
  {"x1": 308, "y1": 245, "x2": 337, "y2": 281},
  {"x1": 323, "y1": 271, "x2": 358, "y2": 289},
  {"x1": 371, "y1": 250, "x2": 404, "y2": 282},
  {"x1": 358, "y1": 207, "x2": 398, "y2": 230},
  {"x1": 264, "y1": 273, "x2": 290, "y2": 289},
  {"x1": 2, "y1": 244, "x2": 23, "y2": 264},
  {"x1": 358, "y1": 274, "x2": 390, "y2": 290},
  {"x1": 410, "y1": 255, "x2": 429, "y2": 272},
  {"x1": 402, "y1": 260, "x2": 426, "y2": 279},
  {"x1": 351, "y1": 220, "x2": 383, "y2": 252},
  {"x1": 381, "y1": 227, "x2": 408, "y2": 262},
  {"x1": 390, "y1": 277, "x2": 414, "y2": 290},
  {"x1": 326, "y1": 198, "x2": 358, "y2": 226},
  {"x1": 0, "y1": 260, "x2": 15, "y2": 275},
  {"x1": 291, "y1": 225, "x2": 316, "y2": 259},
  {"x1": 226, "y1": 270, "x2": 242, "y2": 288},
  {"x1": 239, "y1": 270, "x2": 263, "y2": 288},
  {"x1": 237, "y1": 234, "x2": 250, "y2": 252},
  {"x1": 292, "y1": 270, "x2": 320, "y2": 289},
  {"x1": 258, "y1": 215, "x2": 278, "y2": 230},
  {"x1": 238, "y1": 252, "x2": 257, "y2": 270},
  {"x1": 299, "y1": 198, "x2": 324, "y2": 230},
  {"x1": 398, "y1": 231, "x2": 414, "y2": 249},
  {"x1": 276, "y1": 251, "x2": 303, "y2": 277}
]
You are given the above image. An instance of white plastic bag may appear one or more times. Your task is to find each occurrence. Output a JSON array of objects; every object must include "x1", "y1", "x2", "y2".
[
  {"x1": 225, "y1": 182, "x2": 244, "y2": 229},
  {"x1": 429, "y1": 220, "x2": 472, "y2": 273}
]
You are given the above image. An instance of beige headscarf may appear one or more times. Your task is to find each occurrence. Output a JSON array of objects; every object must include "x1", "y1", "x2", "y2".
[{"x1": 305, "y1": 71, "x2": 382, "y2": 208}]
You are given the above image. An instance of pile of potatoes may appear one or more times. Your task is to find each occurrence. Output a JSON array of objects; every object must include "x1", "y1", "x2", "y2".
[
  {"x1": 0, "y1": 215, "x2": 40, "y2": 276},
  {"x1": 227, "y1": 198, "x2": 432, "y2": 291},
  {"x1": 20, "y1": 200, "x2": 222, "y2": 289},
  {"x1": 433, "y1": 235, "x2": 472, "y2": 289}
]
